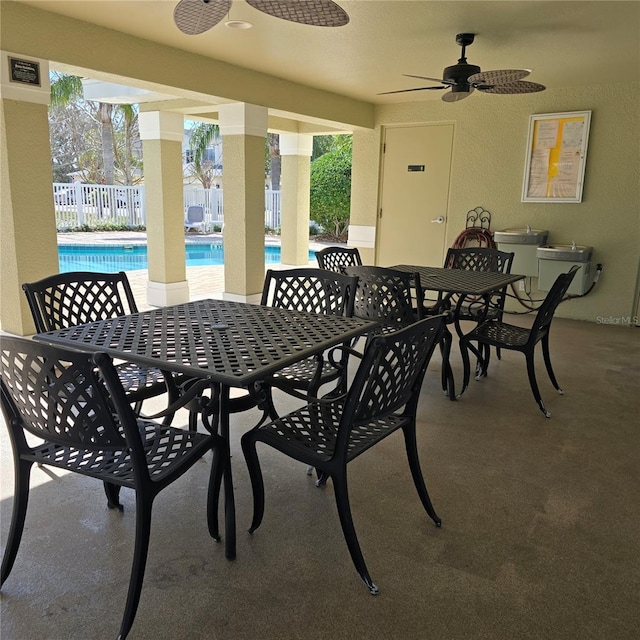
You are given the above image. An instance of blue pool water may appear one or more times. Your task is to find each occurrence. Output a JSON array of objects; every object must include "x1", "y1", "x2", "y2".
[{"x1": 59, "y1": 243, "x2": 315, "y2": 273}]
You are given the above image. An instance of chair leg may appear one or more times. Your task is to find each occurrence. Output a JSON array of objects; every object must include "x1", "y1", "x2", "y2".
[
  {"x1": 542, "y1": 334, "x2": 563, "y2": 394},
  {"x1": 117, "y1": 494, "x2": 154, "y2": 640},
  {"x1": 460, "y1": 337, "x2": 472, "y2": 396},
  {"x1": 402, "y1": 425, "x2": 441, "y2": 527},
  {"x1": 482, "y1": 343, "x2": 492, "y2": 371},
  {"x1": 1, "y1": 459, "x2": 33, "y2": 585},
  {"x1": 104, "y1": 481, "x2": 124, "y2": 511},
  {"x1": 207, "y1": 436, "x2": 229, "y2": 542},
  {"x1": 439, "y1": 331, "x2": 456, "y2": 399},
  {"x1": 525, "y1": 352, "x2": 551, "y2": 418},
  {"x1": 188, "y1": 410, "x2": 199, "y2": 432},
  {"x1": 332, "y1": 469, "x2": 378, "y2": 595},
  {"x1": 160, "y1": 373, "x2": 180, "y2": 427},
  {"x1": 240, "y1": 434, "x2": 266, "y2": 534}
]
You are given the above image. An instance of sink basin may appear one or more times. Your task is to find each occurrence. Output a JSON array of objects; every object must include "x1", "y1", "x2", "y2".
[
  {"x1": 494, "y1": 228, "x2": 549, "y2": 245},
  {"x1": 537, "y1": 244, "x2": 593, "y2": 262}
]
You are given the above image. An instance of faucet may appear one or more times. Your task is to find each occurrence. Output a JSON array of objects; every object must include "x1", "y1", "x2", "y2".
[
  {"x1": 526, "y1": 225, "x2": 531, "y2": 233},
  {"x1": 571, "y1": 240, "x2": 577, "y2": 250}
]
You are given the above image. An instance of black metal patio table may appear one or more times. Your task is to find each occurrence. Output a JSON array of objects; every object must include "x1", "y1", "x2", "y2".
[
  {"x1": 34, "y1": 298, "x2": 373, "y2": 559},
  {"x1": 392, "y1": 265, "x2": 524, "y2": 397},
  {"x1": 393, "y1": 265, "x2": 523, "y2": 299}
]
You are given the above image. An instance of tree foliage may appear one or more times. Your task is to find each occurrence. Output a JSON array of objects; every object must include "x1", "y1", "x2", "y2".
[
  {"x1": 49, "y1": 72, "x2": 142, "y2": 185},
  {"x1": 309, "y1": 135, "x2": 352, "y2": 239},
  {"x1": 185, "y1": 122, "x2": 222, "y2": 189}
]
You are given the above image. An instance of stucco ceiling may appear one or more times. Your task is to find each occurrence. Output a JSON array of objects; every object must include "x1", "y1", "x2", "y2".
[{"x1": 15, "y1": 0, "x2": 640, "y2": 105}]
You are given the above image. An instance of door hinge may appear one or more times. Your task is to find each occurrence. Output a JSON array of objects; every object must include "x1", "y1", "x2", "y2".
[
  {"x1": 379, "y1": 208, "x2": 383, "y2": 218},
  {"x1": 383, "y1": 143, "x2": 386, "y2": 153}
]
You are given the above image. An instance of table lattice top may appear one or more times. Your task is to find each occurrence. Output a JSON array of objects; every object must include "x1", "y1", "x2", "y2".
[
  {"x1": 36, "y1": 299, "x2": 372, "y2": 386},
  {"x1": 392, "y1": 265, "x2": 523, "y2": 295}
]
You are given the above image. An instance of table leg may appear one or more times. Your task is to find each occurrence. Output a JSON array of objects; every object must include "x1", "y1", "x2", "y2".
[
  {"x1": 453, "y1": 295, "x2": 489, "y2": 386},
  {"x1": 219, "y1": 385, "x2": 236, "y2": 560},
  {"x1": 440, "y1": 325, "x2": 457, "y2": 400}
]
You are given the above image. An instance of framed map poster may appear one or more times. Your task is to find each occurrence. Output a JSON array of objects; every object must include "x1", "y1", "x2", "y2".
[{"x1": 522, "y1": 111, "x2": 591, "y2": 203}]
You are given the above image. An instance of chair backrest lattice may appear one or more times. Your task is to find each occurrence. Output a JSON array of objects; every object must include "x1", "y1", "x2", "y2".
[
  {"x1": 261, "y1": 268, "x2": 357, "y2": 317},
  {"x1": 0, "y1": 336, "x2": 129, "y2": 452},
  {"x1": 23, "y1": 271, "x2": 137, "y2": 333},
  {"x1": 316, "y1": 246, "x2": 362, "y2": 273},
  {"x1": 529, "y1": 266, "x2": 580, "y2": 342},
  {"x1": 339, "y1": 316, "x2": 445, "y2": 436},
  {"x1": 344, "y1": 266, "x2": 423, "y2": 332},
  {"x1": 444, "y1": 247, "x2": 514, "y2": 274}
]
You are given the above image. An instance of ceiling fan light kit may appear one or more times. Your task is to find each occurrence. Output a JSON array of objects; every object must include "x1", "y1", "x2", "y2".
[
  {"x1": 380, "y1": 33, "x2": 546, "y2": 102},
  {"x1": 174, "y1": 0, "x2": 349, "y2": 35}
]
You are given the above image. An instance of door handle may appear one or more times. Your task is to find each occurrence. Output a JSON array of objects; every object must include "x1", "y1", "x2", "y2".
[{"x1": 431, "y1": 216, "x2": 445, "y2": 224}]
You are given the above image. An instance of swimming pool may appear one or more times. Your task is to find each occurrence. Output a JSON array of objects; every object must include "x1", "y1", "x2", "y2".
[{"x1": 59, "y1": 243, "x2": 315, "y2": 273}]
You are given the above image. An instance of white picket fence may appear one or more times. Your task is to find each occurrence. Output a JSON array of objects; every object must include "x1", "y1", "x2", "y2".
[{"x1": 53, "y1": 183, "x2": 282, "y2": 231}]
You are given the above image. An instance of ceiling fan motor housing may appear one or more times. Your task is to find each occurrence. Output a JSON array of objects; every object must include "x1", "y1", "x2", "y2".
[{"x1": 443, "y1": 63, "x2": 481, "y2": 90}]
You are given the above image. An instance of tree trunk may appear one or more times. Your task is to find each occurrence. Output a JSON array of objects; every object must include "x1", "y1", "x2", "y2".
[{"x1": 99, "y1": 102, "x2": 115, "y2": 184}]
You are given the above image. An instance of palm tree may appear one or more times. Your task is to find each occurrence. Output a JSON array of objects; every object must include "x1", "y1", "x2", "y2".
[
  {"x1": 50, "y1": 72, "x2": 117, "y2": 184},
  {"x1": 186, "y1": 122, "x2": 221, "y2": 189},
  {"x1": 267, "y1": 133, "x2": 280, "y2": 190}
]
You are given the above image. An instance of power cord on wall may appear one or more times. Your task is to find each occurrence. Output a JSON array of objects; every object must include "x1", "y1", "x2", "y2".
[{"x1": 505, "y1": 264, "x2": 603, "y2": 315}]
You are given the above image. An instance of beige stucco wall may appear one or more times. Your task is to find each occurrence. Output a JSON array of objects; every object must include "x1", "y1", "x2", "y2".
[
  {"x1": 0, "y1": 1, "x2": 373, "y2": 131},
  {"x1": 1, "y1": 2, "x2": 637, "y2": 324},
  {"x1": 350, "y1": 82, "x2": 640, "y2": 322},
  {"x1": 0, "y1": 99, "x2": 58, "y2": 335}
]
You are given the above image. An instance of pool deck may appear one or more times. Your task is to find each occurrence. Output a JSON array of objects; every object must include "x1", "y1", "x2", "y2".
[{"x1": 57, "y1": 231, "x2": 342, "y2": 310}]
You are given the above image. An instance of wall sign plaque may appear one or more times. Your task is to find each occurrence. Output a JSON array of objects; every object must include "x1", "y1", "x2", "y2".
[{"x1": 9, "y1": 57, "x2": 41, "y2": 87}]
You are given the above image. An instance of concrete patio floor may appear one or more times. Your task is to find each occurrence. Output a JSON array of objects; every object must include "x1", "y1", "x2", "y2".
[{"x1": 1, "y1": 315, "x2": 639, "y2": 640}]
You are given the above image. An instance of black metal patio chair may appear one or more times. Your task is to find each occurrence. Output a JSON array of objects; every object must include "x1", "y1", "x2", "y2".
[
  {"x1": 22, "y1": 271, "x2": 183, "y2": 427},
  {"x1": 345, "y1": 265, "x2": 454, "y2": 396},
  {"x1": 0, "y1": 335, "x2": 228, "y2": 640},
  {"x1": 443, "y1": 246, "x2": 514, "y2": 321},
  {"x1": 344, "y1": 265, "x2": 422, "y2": 337},
  {"x1": 443, "y1": 247, "x2": 515, "y2": 363},
  {"x1": 459, "y1": 265, "x2": 580, "y2": 417},
  {"x1": 316, "y1": 246, "x2": 362, "y2": 273},
  {"x1": 241, "y1": 315, "x2": 447, "y2": 594},
  {"x1": 260, "y1": 267, "x2": 358, "y2": 404}
]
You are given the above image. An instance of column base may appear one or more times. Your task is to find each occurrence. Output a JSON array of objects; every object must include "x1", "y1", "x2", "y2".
[
  {"x1": 222, "y1": 291, "x2": 262, "y2": 304},
  {"x1": 147, "y1": 280, "x2": 190, "y2": 307}
]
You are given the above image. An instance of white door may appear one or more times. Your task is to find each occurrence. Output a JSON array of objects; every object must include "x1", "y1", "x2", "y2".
[{"x1": 376, "y1": 124, "x2": 454, "y2": 267}]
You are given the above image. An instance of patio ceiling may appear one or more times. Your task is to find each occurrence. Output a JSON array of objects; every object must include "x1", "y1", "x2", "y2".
[{"x1": 15, "y1": 1, "x2": 640, "y2": 108}]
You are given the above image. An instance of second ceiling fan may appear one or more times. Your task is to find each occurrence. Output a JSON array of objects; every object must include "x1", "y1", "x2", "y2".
[{"x1": 381, "y1": 33, "x2": 546, "y2": 102}]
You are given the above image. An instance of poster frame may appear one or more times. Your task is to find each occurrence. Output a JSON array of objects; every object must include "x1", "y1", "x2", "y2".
[{"x1": 521, "y1": 110, "x2": 592, "y2": 203}]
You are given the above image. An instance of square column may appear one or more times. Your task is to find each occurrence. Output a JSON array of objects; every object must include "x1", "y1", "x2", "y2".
[
  {"x1": 139, "y1": 111, "x2": 189, "y2": 306},
  {"x1": 1, "y1": 51, "x2": 58, "y2": 335},
  {"x1": 280, "y1": 133, "x2": 313, "y2": 266},
  {"x1": 347, "y1": 127, "x2": 379, "y2": 264},
  {"x1": 218, "y1": 103, "x2": 267, "y2": 302}
]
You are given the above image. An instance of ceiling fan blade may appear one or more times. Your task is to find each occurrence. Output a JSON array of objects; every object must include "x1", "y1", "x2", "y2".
[
  {"x1": 442, "y1": 89, "x2": 473, "y2": 103},
  {"x1": 174, "y1": 0, "x2": 230, "y2": 35},
  {"x1": 479, "y1": 81, "x2": 546, "y2": 94},
  {"x1": 246, "y1": 0, "x2": 349, "y2": 26},
  {"x1": 403, "y1": 74, "x2": 453, "y2": 85},
  {"x1": 378, "y1": 86, "x2": 447, "y2": 95},
  {"x1": 468, "y1": 69, "x2": 531, "y2": 85}
]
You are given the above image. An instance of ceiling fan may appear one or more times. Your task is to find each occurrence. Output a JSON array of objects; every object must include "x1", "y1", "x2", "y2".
[
  {"x1": 174, "y1": 0, "x2": 349, "y2": 35},
  {"x1": 380, "y1": 33, "x2": 546, "y2": 102}
]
